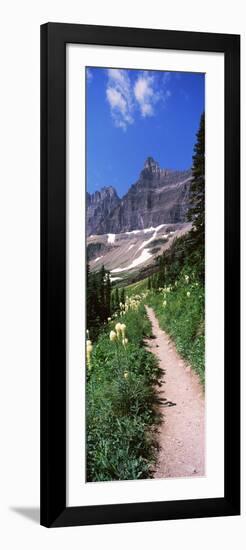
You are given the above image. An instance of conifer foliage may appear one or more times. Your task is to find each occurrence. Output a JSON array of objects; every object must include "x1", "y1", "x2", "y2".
[
  {"x1": 87, "y1": 263, "x2": 112, "y2": 339},
  {"x1": 186, "y1": 112, "x2": 205, "y2": 279}
]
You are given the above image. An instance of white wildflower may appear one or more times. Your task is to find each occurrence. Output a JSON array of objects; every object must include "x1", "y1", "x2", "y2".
[
  {"x1": 110, "y1": 330, "x2": 117, "y2": 342},
  {"x1": 121, "y1": 323, "x2": 126, "y2": 337},
  {"x1": 115, "y1": 322, "x2": 122, "y2": 338}
]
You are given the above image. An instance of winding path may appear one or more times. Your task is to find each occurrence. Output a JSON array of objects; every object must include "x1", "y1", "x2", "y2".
[{"x1": 145, "y1": 305, "x2": 205, "y2": 479}]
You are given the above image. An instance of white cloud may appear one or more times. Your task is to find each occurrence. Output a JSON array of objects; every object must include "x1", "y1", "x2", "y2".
[
  {"x1": 106, "y1": 69, "x2": 133, "y2": 131},
  {"x1": 105, "y1": 69, "x2": 171, "y2": 130},
  {"x1": 134, "y1": 75, "x2": 155, "y2": 117},
  {"x1": 106, "y1": 88, "x2": 126, "y2": 113},
  {"x1": 134, "y1": 72, "x2": 171, "y2": 118}
]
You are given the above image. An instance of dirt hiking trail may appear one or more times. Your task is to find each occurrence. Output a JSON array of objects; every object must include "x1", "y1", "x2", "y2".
[{"x1": 145, "y1": 305, "x2": 205, "y2": 479}]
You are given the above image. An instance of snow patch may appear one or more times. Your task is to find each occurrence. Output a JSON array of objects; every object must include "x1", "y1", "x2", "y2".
[
  {"x1": 125, "y1": 224, "x2": 167, "y2": 236},
  {"x1": 125, "y1": 229, "x2": 141, "y2": 235},
  {"x1": 139, "y1": 224, "x2": 166, "y2": 251},
  {"x1": 142, "y1": 224, "x2": 166, "y2": 233},
  {"x1": 107, "y1": 233, "x2": 116, "y2": 244},
  {"x1": 94, "y1": 256, "x2": 103, "y2": 262},
  {"x1": 111, "y1": 248, "x2": 152, "y2": 273}
]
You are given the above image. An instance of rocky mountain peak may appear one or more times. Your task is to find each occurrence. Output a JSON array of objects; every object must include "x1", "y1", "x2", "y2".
[
  {"x1": 144, "y1": 156, "x2": 160, "y2": 172},
  {"x1": 87, "y1": 186, "x2": 119, "y2": 205},
  {"x1": 87, "y1": 158, "x2": 192, "y2": 235},
  {"x1": 102, "y1": 185, "x2": 118, "y2": 197},
  {"x1": 86, "y1": 186, "x2": 120, "y2": 235},
  {"x1": 140, "y1": 157, "x2": 161, "y2": 182}
]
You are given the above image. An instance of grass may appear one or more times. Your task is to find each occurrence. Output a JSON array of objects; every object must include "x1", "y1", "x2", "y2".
[
  {"x1": 124, "y1": 278, "x2": 148, "y2": 297},
  {"x1": 146, "y1": 271, "x2": 205, "y2": 385},
  {"x1": 86, "y1": 301, "x2": 162, "y2": 482}
]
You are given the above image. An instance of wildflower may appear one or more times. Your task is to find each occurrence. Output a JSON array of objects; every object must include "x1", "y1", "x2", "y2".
[
  {"x1": 121, "y1": 323, "x2": 126, "y2": 337},
  {"x1": 86, "y1": 329, "x2": 90, "y2": 339},
  {"x1": 110, "y1": 330, "x2": 117, "y2": 342},
  {"x1": 163, "y1": 300, "x2": 167, "y2": 307},
  {"x1": 187, "y1": 291, "x2": 191, "y2": 297},
  {"x1": 107, "y1": 317, "x2": 111, "y2": 322},
  {"x1": 185, "y1": 275, "x2": 189, "y2": 282},
  {"x1": 86, "y1": 340, "x2": 93, "y2": 367},
  {"x1": 115, "y1": 322, "x2": 122, "y2": 338},
  {"x1": 124, "y1": 371, "x2": 128, "y2": 379},
  {"x1": 122, "y1": 337, "x2": 128, "y2": 347}
]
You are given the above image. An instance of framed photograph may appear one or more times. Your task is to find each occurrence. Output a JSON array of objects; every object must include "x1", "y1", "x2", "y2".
[{"x1": 41, "y1": 23, "x2": 240, "y2": 527}]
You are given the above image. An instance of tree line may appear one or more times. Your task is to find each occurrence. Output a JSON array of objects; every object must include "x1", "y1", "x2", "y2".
[{"x1": 87, "y1": 263, "x2": 125, "y2": 339}]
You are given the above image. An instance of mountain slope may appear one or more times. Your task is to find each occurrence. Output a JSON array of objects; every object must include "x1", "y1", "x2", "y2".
[
  {"x1": 87, "y1": 157, "x2": 192, "y2": 236},
  {"x1": 88, "y1": 222, "x2": 192, "y2": 285}
]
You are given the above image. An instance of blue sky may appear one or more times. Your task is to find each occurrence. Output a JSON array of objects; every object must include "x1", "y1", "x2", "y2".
[{"x1": 86, "y1": 67, "x2": 204, "y2": 197}]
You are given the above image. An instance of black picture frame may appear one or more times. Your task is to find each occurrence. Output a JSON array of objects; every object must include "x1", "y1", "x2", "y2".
[{"x1": 41, "y1": 22, "x2": 240, "y2": 528}]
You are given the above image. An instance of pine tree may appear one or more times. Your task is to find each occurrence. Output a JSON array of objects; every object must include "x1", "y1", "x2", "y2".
[
  {"x1": 98, "y1": 265, "x2": 106, "y2": 321},
  {"x1": 105, "y1": 271, "x2": 111, "y2": 318},
  {"x1": 120, "y1": 288, "x2": 125, "y2": 305},
  {"x1": 115, "y1": 287, "x2": 120, "y2": 310},
  {"x1": 86, "y1": 262, "x2": 113, "y2": 337},
  {"x1": 111, "y1": 291, "x2": 115, "y2": 313},
  {"x1": 186, "y1": 112, "x2": 205, "y2": 279},
  {"x1": 86, "y1": 262, "x2": 92, "y2": 327}
]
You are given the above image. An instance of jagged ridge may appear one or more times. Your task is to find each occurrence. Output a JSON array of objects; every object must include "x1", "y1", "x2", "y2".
[{"x1": 87, "y1": 157, "x2": 192, "y2": 236}]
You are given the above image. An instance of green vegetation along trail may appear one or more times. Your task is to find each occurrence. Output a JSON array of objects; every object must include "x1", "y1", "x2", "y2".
[{"x1": 145, "y1": 305, "x2": 205, "y2": 479}]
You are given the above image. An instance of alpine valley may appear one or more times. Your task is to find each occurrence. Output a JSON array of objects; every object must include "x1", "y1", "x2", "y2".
[{"x1": 87, "y1": 157, "x2": 192, "y2": 285}]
